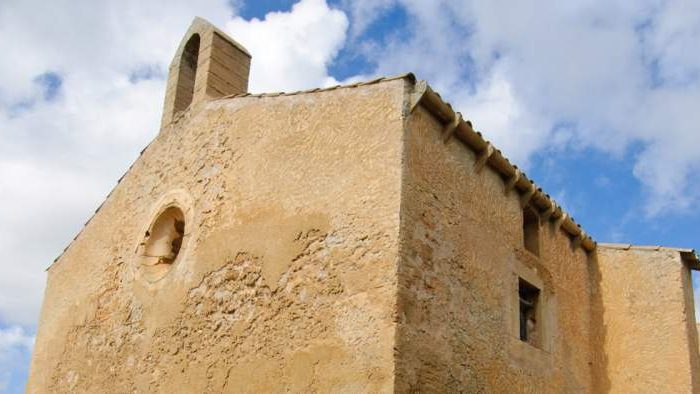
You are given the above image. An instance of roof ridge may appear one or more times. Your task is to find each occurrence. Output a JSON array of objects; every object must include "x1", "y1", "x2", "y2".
[{"x1": 214, "y1": 73, "x2": 416, "y2": 101}]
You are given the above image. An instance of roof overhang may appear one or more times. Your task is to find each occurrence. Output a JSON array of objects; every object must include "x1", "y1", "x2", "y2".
[{"x1": 409, "y1": 79, "x2": 596, "y2": 252}]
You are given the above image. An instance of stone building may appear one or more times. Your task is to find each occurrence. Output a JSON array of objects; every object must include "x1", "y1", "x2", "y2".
[{"x1": 27, "y1": 18, "x2": 700, "y2": 393}]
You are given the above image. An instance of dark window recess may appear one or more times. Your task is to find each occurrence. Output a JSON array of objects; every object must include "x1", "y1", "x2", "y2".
[
  {"x1": 174, "y1": 34, "x2": 201, "y2": 113},
  {"x1": 523, "y1": 207, "x2": 540, "y2": 256},
  {"x1": 519, "y1": 278, "x2": 540, "y2": 345}
]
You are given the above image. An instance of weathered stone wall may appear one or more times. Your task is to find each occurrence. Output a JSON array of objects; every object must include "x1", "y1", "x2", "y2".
[
  {"x1": 395, "y1": 104, "x2": 596, "y2": 392},
  {"x1": 29, "y1": 69, "x2": 700, "y2": 393},
  {"x1": 28, "y1": 80, "x2": 406, "y2": 393},
  {"x1": 594, "y1": 247, "x2": 700, "y2": 392}
]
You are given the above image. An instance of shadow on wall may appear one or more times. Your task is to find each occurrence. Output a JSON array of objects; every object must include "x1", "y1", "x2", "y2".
[
  {"x1": 694, "y1": 270, "x2": 700, "y2": 361},
  {"x1": 588, "y1": 252, "x2": 611, "y2": 392},
  {"x1": 693, "y1": 271, "x2": 700, "y2": 324},
  {"x1": 690, "y1": 270, "x2": 700, "y2": 364},
  {"x1": 686, "y1": 264, "x2": 700, "y2": 388}
]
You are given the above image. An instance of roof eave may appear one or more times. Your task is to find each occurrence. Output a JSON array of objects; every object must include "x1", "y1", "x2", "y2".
[{"x1": 410, "y1": 80, "x2": 596, "y2": 252}]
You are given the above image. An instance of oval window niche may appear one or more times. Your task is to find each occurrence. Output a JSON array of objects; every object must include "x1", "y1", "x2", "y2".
[{"x1": 138, "y1": 205, "x2": 186, "y2": 282}]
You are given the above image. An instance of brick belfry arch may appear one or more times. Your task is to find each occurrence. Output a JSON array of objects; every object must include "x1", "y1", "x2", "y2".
[{"x1": 161, "y1": 17, "x2": 251, "y2": 127}]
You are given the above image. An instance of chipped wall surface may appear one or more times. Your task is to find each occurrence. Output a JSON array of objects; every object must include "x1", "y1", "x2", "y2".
[
  {"x1": 395, "y1": 105, "x2": 596, "y2": 392},
  {"x1": 594, "y1": 248, "x2": 700, "y2": 392},
  {"x1": 27, "y1": 80, "x2": 407, "y2": 393}
]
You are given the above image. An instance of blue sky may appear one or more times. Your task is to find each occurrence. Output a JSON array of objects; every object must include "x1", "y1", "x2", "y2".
[{"x1": 1, "y1": 0, "x2": 699, "y2": 391}]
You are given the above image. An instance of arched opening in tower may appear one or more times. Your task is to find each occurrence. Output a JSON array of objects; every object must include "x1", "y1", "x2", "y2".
[{"x1": 174, "y1": 34, "x2": 200, "y2": 113}]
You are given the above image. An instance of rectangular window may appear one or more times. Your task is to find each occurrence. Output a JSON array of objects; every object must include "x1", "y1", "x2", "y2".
[
  {"x1": 519, "y1": 278, "x2": 540, "y2": 346},
  {"x1": 523, "y1": 207, "x2": 540, "y2": 256}
]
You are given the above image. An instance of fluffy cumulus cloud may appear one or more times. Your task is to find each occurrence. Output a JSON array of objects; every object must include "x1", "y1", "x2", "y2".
[
  {"x1": 0, "y1": 0, "x2": 225, "y2": 328},
  {"x1": 0, "y1": 0, "x2": 348, "y2": 328},
  {"x1": 345, "y1": 0, "x2": 700, "y2": 215},
  {"x1": 0, "y1": 0, "x2": 350, "y2": 386},
  {"x1": 226, "y1": 0, "x2": 349, "y2": 92}
]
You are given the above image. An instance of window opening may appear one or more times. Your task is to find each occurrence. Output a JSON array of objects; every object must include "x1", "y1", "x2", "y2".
[
  {"x1": 139, "y1": 206, "x2": 185, "y2": 282},
  {"x1": 523, "y1": 207, "x2": 540, "y2": 256},
  {"x1": 519, "y1": 278, "x2": 541, "y2": 346}
]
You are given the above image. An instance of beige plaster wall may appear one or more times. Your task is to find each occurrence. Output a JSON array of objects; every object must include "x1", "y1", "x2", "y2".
[
  {"x1": 28, "y1": 80, "x2": 407, "y2": 393},
  {"x1": 594, "y1": 248, "x2": 700, "y2": 392},
  {"x1": 395, "y1": 105, "x2": 596, "y2": 392},
  {"x1": 29, "y1": 71, "x2": 700, "y2": 393}
]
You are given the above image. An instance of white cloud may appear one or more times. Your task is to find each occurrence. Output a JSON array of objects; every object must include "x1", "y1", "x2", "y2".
[
  {"x1": 347, "y1": 0, "x2": 700, "y2": 216},
  {"x1": 455, "y1": 71, "x2": 547, "y2": 166},
  {"x1": 0, "y1": 0, "x2": 350, "y2": 328},
  {"x1": 0, "y1": 326, "x2": 34, "y2": 353},
  {"x1": 0, "y1": 0, "x2": 230, "y2": 326},
  {"x1": 341, "y1": 0, "x2": 396, "y2": 38},
  {"x1": 226, "y1": 0, "x2": 349, "y2": 92},
  {"x1": 458, "y1": 0, "x2": 700, "y2": 216},
  {"x1": 0, "y1": 325, "x2": 34, "y2": 392}
]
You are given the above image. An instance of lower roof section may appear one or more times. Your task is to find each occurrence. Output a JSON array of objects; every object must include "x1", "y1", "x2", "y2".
[{"x1": 599, "y1": 243, "x2": 700, "y2": 269}]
